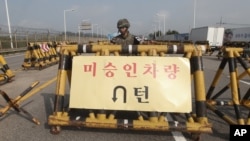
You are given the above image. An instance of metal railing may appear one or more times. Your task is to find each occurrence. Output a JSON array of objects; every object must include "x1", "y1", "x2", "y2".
[{"x1": 0, "y1": 47, "x2": 27, "y2": 55}]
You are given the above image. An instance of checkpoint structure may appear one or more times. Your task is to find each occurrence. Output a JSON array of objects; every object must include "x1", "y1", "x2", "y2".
[{"x1": 48, "y1": 43, "x2": 212, "y2": 140}]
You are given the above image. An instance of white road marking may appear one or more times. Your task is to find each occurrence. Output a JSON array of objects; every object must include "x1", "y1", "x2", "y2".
[
  {"x1": 166, "y1": 114, "x2": 187, "y2": 141},
  {"x1": 239, "y1": 80, "x2": 250, "y2": 85},
  {"x1": 2, "y1": 53, "x2": 23, "y2": 58},
  {"x1": 227, "y1": 75, "x2": 250, "y2": 85}
]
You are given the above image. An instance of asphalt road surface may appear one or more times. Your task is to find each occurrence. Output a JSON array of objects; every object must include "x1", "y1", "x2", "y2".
[{"x1": 0, "y1": 51, "x2": 249, "y2": 141}]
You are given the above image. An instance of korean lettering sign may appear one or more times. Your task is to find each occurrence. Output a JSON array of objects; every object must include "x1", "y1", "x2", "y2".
[{"x1": 69, "y1": 56, "x2": 191, "y2": 113}]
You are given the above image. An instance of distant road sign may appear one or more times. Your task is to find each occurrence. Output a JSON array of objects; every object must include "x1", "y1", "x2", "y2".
[{"x1": 80, "y1": 22, "x2": 92, "y2": 30}]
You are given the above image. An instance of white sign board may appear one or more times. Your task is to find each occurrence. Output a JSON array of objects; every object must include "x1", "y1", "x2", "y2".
[{"x1": 69, "y1": 56, "x2": 191, "y2": 113}]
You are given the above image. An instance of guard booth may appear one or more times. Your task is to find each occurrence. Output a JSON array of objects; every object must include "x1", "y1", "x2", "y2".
[{"x1": 48, "y1": 43, "x2": 212, "y2": 140}]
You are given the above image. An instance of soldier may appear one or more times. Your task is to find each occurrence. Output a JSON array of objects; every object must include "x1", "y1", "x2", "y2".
[{"x1": 111, "y1": 18, "x2": 142, "y2": 46}]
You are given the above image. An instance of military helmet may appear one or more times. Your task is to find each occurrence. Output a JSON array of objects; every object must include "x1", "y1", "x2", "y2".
[{"x1": 117, "y1": 18, "x2": 130, "y2": 28}]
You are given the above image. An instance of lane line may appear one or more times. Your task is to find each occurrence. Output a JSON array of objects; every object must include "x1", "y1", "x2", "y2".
[
  {"x1": 2, "y1": 53, "x2": 24, "y2": 58},
  {"x1": 227, "y1": 75, "x2": 250, "y2": 85},
  {"x1": 239, "y1": 80, "x2": 250, "y2": 85},
  {"x1": 166, "y1": 114, "x2": 187, "y2": 141}
]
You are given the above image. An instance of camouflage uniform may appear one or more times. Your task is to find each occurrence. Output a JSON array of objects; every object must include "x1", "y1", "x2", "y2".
[
  {"x1": 111, "y1": 32, "x2": 141, "y2": 46},
  {"x1": 111, "y1": 18, "x2": 141, "y2": 46}
]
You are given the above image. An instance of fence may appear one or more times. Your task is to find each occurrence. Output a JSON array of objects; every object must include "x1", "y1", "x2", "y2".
[{"x1": 0, "y1": 25, "x2": 108, "y2": 50}]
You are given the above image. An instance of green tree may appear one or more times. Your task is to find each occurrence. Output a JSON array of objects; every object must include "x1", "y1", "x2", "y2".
[{"x1": 166, "y1": 30, "x2": 179, "y2": 35}]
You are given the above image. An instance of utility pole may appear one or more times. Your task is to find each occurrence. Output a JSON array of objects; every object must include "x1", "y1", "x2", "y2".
[
  {"x1": 64, "y1": 9, "x2": 75, "y2": 41},
  {"x1": 156, "y1": 13, "x2": 166, "y2": 35},
  {"x1": 218, "y1": 17, "x2": 223, "y2": 26},
  {"x1": 193, "y1": 0, "x2": 197, "y2": 28},
  {"x1": 4, "y1": 0, "x2": 13, "y2": 48}
]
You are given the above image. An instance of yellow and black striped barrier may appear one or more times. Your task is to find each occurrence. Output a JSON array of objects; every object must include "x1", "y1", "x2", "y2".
[
  {"x1": 194, "y1": 41, "x2": 213, "y2": 56},
  {"x1": 0, "y1": 81, "x2": 40, "y2": 124},
  {"x1": 217, "y1": 41, "x2": 250, "y2": 62},
  {"x1": 206, "y1": 46, "x2": 250, "y2": 125},
  {"x1": 22, "y1": 42, "x2": 59, "y2": 70},
  {"x1": 0, "y1": 55, "x2": 15, "y2": 85},
  {"x1": 48, "y1": 44, "x2": 212, "y2": 140},
  {"x1": 0, "y1": 77, "x2": 57, "y2": 124}
]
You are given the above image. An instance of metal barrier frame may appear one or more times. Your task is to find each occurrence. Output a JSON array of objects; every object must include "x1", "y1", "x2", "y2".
[
  {"x1": 0, "y1": 55, "x2": 15, "y2": 84},
  {"x1": 206, "y1": 47, "x2": 250, "y2": 125},
  {"x1": 22, "y1": 42, "x2": 59, "y2": 70},
  {"x1": 0, "y1": 81, "x2": 40, "y2": 124},
  {"x1": 48, "y1": 44, "x2": 212, "y2": 139}
]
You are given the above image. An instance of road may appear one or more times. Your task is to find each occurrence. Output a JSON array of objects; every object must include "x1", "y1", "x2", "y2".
[{"x1": 0, "y1": 51, "x2": 249, "y2": 141}]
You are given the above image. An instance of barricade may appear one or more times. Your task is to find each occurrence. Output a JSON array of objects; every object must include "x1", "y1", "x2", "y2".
[
  {"x1": 217, "y1": 41, "x2": 250, "y2": 63},
  {"x1": 22, "y1": 42, "x2": 59, "y2": 70},
  {"x1": 206, "y1": 46, "x2": 250, "y2": 125},
  {"x1": 89, "y1": 40, "x2": 112, "y2": 45},
  {"x1": 194, "y1": 41, "x2": 212, "y2": 56},
  {"x1": 0, "y1": 81, "x2": 40, "y2": 124},
  {"x1": 142, "y1": 40, "x2": 167, "y2": 45},
  {"x1": 0, "y1": 55, "x2": 15, "y2": 85},
  {"x1": 0, "y1": 77, "x2": 57, "y2": 124},
  {"x1": 143, "y1": 40, "x2": 209, "y2": 56},
  {"x1": 48, "y1": 43, "x2": 212, "y2": 140}
]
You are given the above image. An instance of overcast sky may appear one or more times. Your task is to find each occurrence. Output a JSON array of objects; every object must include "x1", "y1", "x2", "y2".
[{"x1": 1, "y1": 0, "x2": 250, "y2": 35}]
